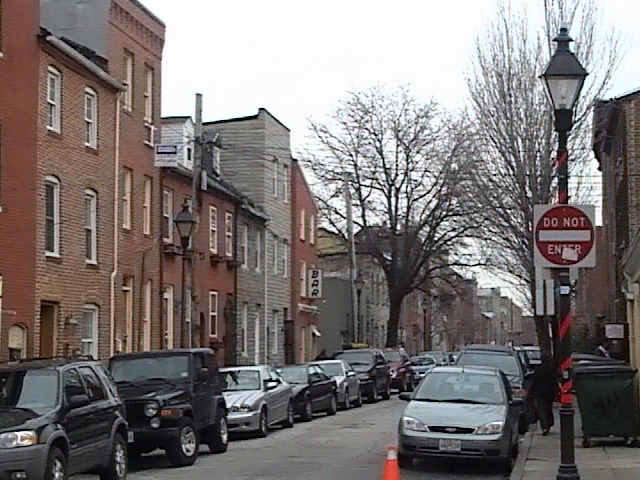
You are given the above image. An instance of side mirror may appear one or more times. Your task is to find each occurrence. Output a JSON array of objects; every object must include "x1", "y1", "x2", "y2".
[
  {"x1": 264, "y1": 380, "x2": 279, "y2": 391},
  {"x1": 69, "y1": 393, "x2": 90, "y2": 409},
  {"x1": 197, "y1": 368, "x2": 209, "y2": 382},
  {"x1": 510, "y1": 397, "x2": 525, "y2": 407},
  {"x1": 346, "y1": 371, "x2": 356, "y2": 377},
  {"x1": 398, "y1": 393, "x2": 412, "y2": 402}
]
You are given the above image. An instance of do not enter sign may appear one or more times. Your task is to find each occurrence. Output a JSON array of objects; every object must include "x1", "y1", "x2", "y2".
[{"x1": 533, "y1": 205, "x2": 596, "y2": 268}]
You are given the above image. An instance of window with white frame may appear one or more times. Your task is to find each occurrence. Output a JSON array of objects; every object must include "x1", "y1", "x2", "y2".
[
  {"x1": 283, "y1": 164, "x2": 289, "y2": 203},
  {"x1": 143, "y1": 280, "x2": 152, "y2": 351},
  {"x1": 272, "y1": 159, "x2": 278, "y2": 197},
  {"x1": 142, "y1": 176, "x2": 151, "y2": 235},
  {"x1": 283, "y1": 241, "x2": 289, "y2": 278},
  {"x1": 271, "y1": 235, "x2": 278, "y2": 274},
  {"x1": 300, "y1": 261, "x2": 307, "y2": 298},
  {"x1": 143, "y1": 65, "x2": 153, "y2": 122},
  {"x1": 122, "y1": 168, "x2": 132, "y2": 230},
  {"x1": 163, "y1": 285, "x2": 174, "y2": 348},
  {"x1": 44, "y1": 176, "x2": 60, "y2": 256},
  {"x1": 240, "y1": 223, "x2": 248, "y2": 268},
  {"x1": 84, "y1": 88, "x2": 97, "y2": 148},
  {"x1": 241, "y1": 303, "x2": 249, "y2": 356},
  {"x1": 162, "y1": 188, "x2": 173, "y2": 243},
  {"x1": 225, "y1": 212, "x2": 233, "y2": 257},
  {"x1": 299, "y1": 209, "x2": 306, "y2": 241},
  {"x1": 47, "y1": 67, "x2": 61, "y2": 132},
  {"x1": 209, "y1": 206, "x2": 218, "y2": 254},
  {"x1": 212, "y1": 147, "x2": 221, "y2": 174},
  {"x1": 84, "y1": 189, "x2": 97, "y2": 263},
  {"x1": 123, "y1": 276, "x2": 133, "y2": 353},
  {"x1": 122, "y1": 51, "x2": 133, "y2": 111},
  {"x1": 255, "y1": 229, "x2": 262, "y2": 271},
  {"x1": 209, "y1": 291, "x2": 218, "y2": 337},
  {"x1": 80, "y1": 305, "x2": 99, "y2": 359},
  {"x1": 309, "y1": 214, "x2": 316, "y2": 245},
  {"x1": 271, "y1": 310, "x2": 279, "y2": 354},
  {"x1": 254, "y1": 308, "x2": 261, "y2": 364}
]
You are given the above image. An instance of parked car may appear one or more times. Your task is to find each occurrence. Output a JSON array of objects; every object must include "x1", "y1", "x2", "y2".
[
  {"x1": 220, "y1": 365, "x2": 294, "y2": 437},
  {"x1": 311, "y1": 359, "x2": 362, "y2": 409},
  {"x1": 0, "y1": 356, "x2": 129, "y2": 480},
  {"x1": 278, "y1": 364, "x2": 338, "y2": 420},
  {"x1": 333, "y1": 348, "x2": 391, "y2": 403},
  {"x1": 455, "y1": 345, "x2": 532, "y2": 434},
  {"x1": 419, "y1": 351, "x2": 450, "y2": 366},
  {"x1": 409, "y1": 355, "x2": 437, "y2": 387},
  {"x1": 521, "y1": 345, "x2": 542, "y2": 367},
  {"x1": 397, "y1": 365, "x2": 522, "y2": 473},
  {"x1": 109, "y1": 348, "x2": 228, "y2": 467},
  {"x1": 383, "y1": 347, "x2": 415, "y2": 392}
]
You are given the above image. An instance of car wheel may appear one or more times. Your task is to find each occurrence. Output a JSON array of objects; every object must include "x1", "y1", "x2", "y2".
[
  {"x1": 381, "y1": 380, "x2": 391, "y2": 400},
  {"x1": 354, "y1": 388, "x2": 363, "y2": 408},
  {"x1": 301, "y1": 397, "x2": 314, "y2": 422},
  {"x1": 99, "y1": 433, "x2": 127, "y2": 480},
  {"x1": 45, "y1": 446, "x2": 67, "y2": 480},
  {"x1": 368, "y1": 384, "x2": 378, "y2": 403},
  {"x1": 341, "y1": 389, "x2": 351, "y2": 410},
  {"x1": 282, "y1": 401, "x2": 295, "y2": 428},
  {"x1": 206, "y1": 409, "x2": 229, "y2": 454},
  {"x1": 257, "y1": 408, "x2": 269, "y2": 437},
  {"x1": 398, "y1": 452, "x2": 413, "y2": 469},
  {"x1": 498, "y1": 452, "x2": 516, "y2": 474},
  {"x1": 326, "y1": 394, "x2": 338, "y2": 416},
  {"x1": 166, "y1": 418, "x2": 199, "y2": 467}
]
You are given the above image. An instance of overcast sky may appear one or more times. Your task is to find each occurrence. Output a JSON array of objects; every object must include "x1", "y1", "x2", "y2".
[{"x1": 140, "y1": 0, "x2": 638, "y2": 151}]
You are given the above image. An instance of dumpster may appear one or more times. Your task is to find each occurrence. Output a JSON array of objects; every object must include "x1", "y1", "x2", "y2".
[{"x1": 573, "y1": 363, "x2": 639, "y2": 447}]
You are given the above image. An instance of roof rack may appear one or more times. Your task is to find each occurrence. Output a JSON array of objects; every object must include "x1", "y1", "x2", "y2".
[{"x1": 14, "y1": 354, "x2": 96, "y2": 363}]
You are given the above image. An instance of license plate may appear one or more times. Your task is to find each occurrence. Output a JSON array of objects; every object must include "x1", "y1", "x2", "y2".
[
  {"x1": 127, "y1": 431, "x2": 134, "y2": 443},
  {"x1": 439, "y1": 439, "x2": 461, "y2": 452}
]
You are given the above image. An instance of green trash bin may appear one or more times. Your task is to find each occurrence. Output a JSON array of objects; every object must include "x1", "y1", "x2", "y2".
[{"x1": 572, "y1": 363, "x2": 639, "y2": 447}]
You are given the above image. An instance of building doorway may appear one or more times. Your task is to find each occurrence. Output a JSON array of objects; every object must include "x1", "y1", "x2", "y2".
[
  {"x1": 284, "y1": 319, "x2": 294, "y2": 364},
  {"x1": 39, "y1": 303, "x2": 58, "y2": 357},
  {"x1": 8, "y1": 325, "x2": 27, "y2": 360}
]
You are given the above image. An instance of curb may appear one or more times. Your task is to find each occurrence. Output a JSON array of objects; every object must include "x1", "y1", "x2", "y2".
[{"x1": 510, "y1": 425, "x2": 536, "y2": 480}]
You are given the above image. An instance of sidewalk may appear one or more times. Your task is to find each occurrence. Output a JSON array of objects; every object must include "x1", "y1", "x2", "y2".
[{"x1": 510, "y1": 405, "x2": 640, "y2": 480}]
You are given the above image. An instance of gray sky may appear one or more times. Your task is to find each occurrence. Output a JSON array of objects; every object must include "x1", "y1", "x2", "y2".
[{"x1": 141, "y1": 0, "x2": 638, "y2": 151}]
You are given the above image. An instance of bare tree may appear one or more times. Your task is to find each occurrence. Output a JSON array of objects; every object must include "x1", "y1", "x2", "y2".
[
  {"x1": 466, "y1": 0, "x2": 623, "y2": 349},
  {"x1": 304, "y1": 85, "x2": 482, "y2": 347}
]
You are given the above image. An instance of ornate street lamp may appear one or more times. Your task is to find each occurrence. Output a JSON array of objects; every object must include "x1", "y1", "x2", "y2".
[
  {"x1": 174, "y1": 200, "x2": 196, "y2": 348},
  {"x1": 540, "y1": 25, "x2": 588, "y2": 480}
]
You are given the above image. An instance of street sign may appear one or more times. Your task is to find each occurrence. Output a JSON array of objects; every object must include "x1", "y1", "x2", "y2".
[{"x1": 534, "y1": 205, "x2": 596, "y2": 268}]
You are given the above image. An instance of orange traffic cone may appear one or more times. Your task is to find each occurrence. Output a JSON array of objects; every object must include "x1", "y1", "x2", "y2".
[{"x1": 382, "y1": 446, "x2": 400, "y2": 480}]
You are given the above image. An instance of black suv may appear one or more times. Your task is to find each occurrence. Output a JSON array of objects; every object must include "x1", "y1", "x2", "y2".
[
  {"x1": 109, "y1": 348, "x2": 228, "y2": 467},
  {"x1": 0, "y1": 356, "x2": 128, "y2": 480},
  {"x1": 333, "y1": 348, "x2": 391, "y2": 403}
]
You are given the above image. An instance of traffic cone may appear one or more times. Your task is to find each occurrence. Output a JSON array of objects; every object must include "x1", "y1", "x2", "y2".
[{"x1": 382, "y1": 446, "x2": 400, "y2": 480}]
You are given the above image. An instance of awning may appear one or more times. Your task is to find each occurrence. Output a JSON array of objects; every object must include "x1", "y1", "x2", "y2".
[{"x1": 310, "y1": 325, "x2": 322, "y2": 337}]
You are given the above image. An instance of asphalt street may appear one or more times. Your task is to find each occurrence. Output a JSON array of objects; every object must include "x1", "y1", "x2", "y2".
[{"x1": 74, "y1": 395, "x2": 509, "y2": 480}]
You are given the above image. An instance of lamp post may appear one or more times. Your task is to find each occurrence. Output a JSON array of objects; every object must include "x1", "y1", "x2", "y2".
[
  {"x1": 541, "y1": 25, "x2": 588, "y2": 480},
  {"x1": 174, "y1": 200, "x2": 197, "y2": 349},
  {"x1": 354, "y1": 272, "x2": 365, "y2": 344}
]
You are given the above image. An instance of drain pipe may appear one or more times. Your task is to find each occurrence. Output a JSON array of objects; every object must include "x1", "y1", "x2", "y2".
[{"x1": 110, "y1": 92, "x2": 123, "y2": 358}]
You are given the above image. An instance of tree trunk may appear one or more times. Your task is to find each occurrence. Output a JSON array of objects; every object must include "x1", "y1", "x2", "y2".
[{"x1": 386, "y1": 295, "x2": 404, "y2": 347}]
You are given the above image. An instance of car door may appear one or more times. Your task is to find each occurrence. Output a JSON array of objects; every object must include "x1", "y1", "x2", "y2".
[
  {"x1": 192, "y1": 352, "x2": 210, "y2": 429},
  {"x1": 307, "y1": 367, "x2": 324, "y2": 411},
  {"x1": 500, "y1": 372, "x2": 520, "y2": 438},
  {"x1": 61, "y1": 367, "x2": 94, "y2": 475},
  {"x1": 78, "y1": 366, "x2": 112, "y2": 467},
  {"x1": 374, "y1": 353, "x2": 388, "y2": 391},
  {"x1": 267, "y1": 367, "x2": 287, "y2": 422},
  {"x1": 317, "y1": 368, "x2": 335, "y2": 408},
  {"x1": 344, "y1": 362, "x2": 359, "y2": 401}
]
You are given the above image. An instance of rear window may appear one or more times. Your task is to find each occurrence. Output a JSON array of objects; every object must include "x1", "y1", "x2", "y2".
[
  {"x1": 384, "y1": 351, "x2": 403, "y2": 362},
  {"x1": 456, "y1": 352, "x2": 521, "y2": 377},
  {"x1": 335, "y1": 351, "x2": 374, "y2": 367}
]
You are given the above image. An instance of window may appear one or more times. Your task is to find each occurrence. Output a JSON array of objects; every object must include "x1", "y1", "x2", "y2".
[
  {"x1": 64, "y1": 369, "x2": 86, "y2": 400},
  {"x1": 47, "y1": 67, "x2": 61, "y2": 132},
  {"x1": 241, "y1": 303, "x2": 249, "y2": 357},
  {"x1": 122, "y1": 168, "x2": 132, "y2": 230},
  {"x1": 212, "y1": 147, "x2": 221, "y2": 174},
  {"x1": 272, "y1": 159, "x2": 278, "y2": 196},
  {"x1": 84, "y1": 189, "x2": 97, "y2": 263},
  {"x1": 283, "y1": 165, "x2": 289, "y2": 203},
  {"x1": 271, "y1": 311, "x2": 279, "y2": 354},
  {"x1": 309, "y1": 214, "x2": 315, "y2": 245},
  {"x1": 79, "y1": 366, "x2": 106, "y2": 401},
  {"x1": 123, "y1": 277, "x2": 133, "y2": 353},
  {"x1": 299, "y1": 209, "x2": 306, "y2": 241},
  {"x1": 225, "y1": 212, "x2": 233, "y2": 257},
  {"x1": 209, "y1": 291, "x2": 218, "y2": 338},
  {"x1": 254, "y1": 307, "x2": 261, "y2": 364},
  {"x1": 80, "y1": 305, "x2": 99, "y2": 359},
  {"x1": 84, "y1": 88, "x2": 97, "y2": 148},
  {"x1": 255, "y1": 229, "x2": 262, "y2": 271},
  {"x1": 142, "y1": 176, "x2": 151, "y2": 235},
  {"x1": 143, "y1": 280, "x2": 151, "y2": 351},
  {"x1": 240, "y1": 224, "x2": 249, "y2": 268},
  {"x1": 45, "y1": 176, "x2": 60, "y2": 256},
  {"x1": 162, "y1": 188, "x2": 173, "y2": 242},
  {"x1": 271, "y1": 235, "x2": 278, "y2": 274},
  {"x1": 143, "y1": 66, "x2": 153, "y2": 122},
  {"x1": 163, "y1": 285, "x2": 174, "y2": 348},
  {"x1": 209, "y1": 206, "x2": 218, "y2": 254},
  {"x1": 283, "y1": 242, "x2": 289, "y2": 278},
  {"x1": 122, "y1": 51, "x2": 133, "y2": 111},
  {"x1": 300, "y1": 261, "x2": 307, "y2": 298}
]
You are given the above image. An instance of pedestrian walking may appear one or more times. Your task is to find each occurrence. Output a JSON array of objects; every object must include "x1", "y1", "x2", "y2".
[
  {"x1": 529, "y1": 350, "x2": 557, "y2": 436},
  {"x1": 593, "y1": 339, "x2": 611, "y2": 358}
]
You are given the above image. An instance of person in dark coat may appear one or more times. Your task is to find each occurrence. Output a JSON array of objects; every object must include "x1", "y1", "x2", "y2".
[
  {"x1": 593, "y1": 339, "x2": 611, "y2": 358},
  {"x1": 529, "y1": 350, "x2": 557, "y2": 435}
]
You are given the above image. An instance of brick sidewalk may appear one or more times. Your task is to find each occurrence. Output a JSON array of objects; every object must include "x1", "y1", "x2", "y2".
[{"x1": 510, "y1": 405, "x2": 640, "y2": 480}]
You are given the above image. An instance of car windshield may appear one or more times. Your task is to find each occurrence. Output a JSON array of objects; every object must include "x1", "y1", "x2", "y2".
[
  {"x1": 110, "y1": 355, "x2": 190, "y2": 382},
  {"x1": 221, "y1": 370, "x2": 261, "y2": 391},
  {"x1": 525, "y1": 349, "x2": 541, "y2": 361},
  {"x1": 456, "y1": 352, "x2": 521, "y2": 378},
  {"x1": 0, "y1": 369, "x2": 59, "y2": 411},
  {"x1": 384, "y1": 351, "x2": 402, "y2": 362},
  {"x1": 279, "y1": 366, "x2": 308, "y2": 384},
  {"x1": 413, "y1": 372, "x2": 504, "y2": 404},
  {"x1": 411, "y1": 356, "x2": 435, "y2": 366},
  {"x1": 335, "y1": 351, "x2": 374, "y2": 367},
  {"x1": 314, "y1": 362, "x2": 344, "y2": 377}
]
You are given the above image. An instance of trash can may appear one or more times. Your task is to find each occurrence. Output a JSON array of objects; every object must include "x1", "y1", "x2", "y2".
[{"x1": 572, "y1": 363, "x2": 639, "y2": 447}]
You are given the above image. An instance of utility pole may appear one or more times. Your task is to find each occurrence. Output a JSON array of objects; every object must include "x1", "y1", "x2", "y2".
[{"x1": 344, "y1": 174, "x2": 358, "y2": 344}]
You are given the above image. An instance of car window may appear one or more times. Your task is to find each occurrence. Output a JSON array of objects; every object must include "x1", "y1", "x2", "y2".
[
  {"x1": 456, "y1": 352, "x2": 522, "y2": 378},
  {"x1": 268, "y1": 368, "x2": 281, "y2": 383},
  {"x1": 313, "y1": 362, "x2": 344, "y2": 377},
  {"x1": 79, "y1": 366, "x2": 106, "y2": 401},
  {"x1": 0, "y1": 369, "x2": 59, "y2": 411},
  {"x1": 376, "y1": 354, "x2": 387, "y2": 365},
  {"x1": 221, "y1": 370, "x2": 261, "y2": 391},
  {"x1": 335, "y1": 351, "x2": 374, "y2": 367},
  {"x1": 384, "y1": 351, "x2": 403, "y2": 362},
  {"x1": 279, "y1": 366, "x2": 307, "y2": 384},
  {"x1": 194, "y1": 353, "x2": 204, "y2": 372},
  {"x1": 64, "y1": 368, "x2": 87, "y2": 400},
  {"x1": 413, "y1": 371, "x2": 505, "y2": 404}
]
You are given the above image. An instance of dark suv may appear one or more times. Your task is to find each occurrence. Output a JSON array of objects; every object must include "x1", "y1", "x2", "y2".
[
  {"x1": 0, "y1": 356, "x2": 129, "y2": 480},
  {"x1": 333, "y1": 348, "x2": 391, "y2": 403},
  {"x1": 109, "y1": 348, "x2": 228, "y2": 467}
]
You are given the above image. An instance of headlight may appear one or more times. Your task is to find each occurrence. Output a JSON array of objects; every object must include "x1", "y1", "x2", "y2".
[
  {"x1": 144, "y1": 401, "x2": 159, "y2": 417},
  {"x1": 390, "y1": 368, "x2": 397, "y2": 376},
  {"x1": 0, "y1": 431, "x2": 38, "y2": 448},
  {"x1": 357, "y1": 373, "x2": 370, "y2": 381},
  {"x1": 476, "y1": 421, "x2": 504, "y2": 435},
  {"x1": 401, "y1": 416, "x2": 429, "y2": 432},
  {"x1": 230, "y1": 404, "x2": 253, "y2": 412}
]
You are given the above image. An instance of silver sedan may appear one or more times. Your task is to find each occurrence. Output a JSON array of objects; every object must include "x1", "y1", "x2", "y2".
[
  {"x1": 311, "y1": 359, "x2": 362, "y2": 409},
  {"x1": 220, "y1": 365, "x2": 295, "y2": 438}
]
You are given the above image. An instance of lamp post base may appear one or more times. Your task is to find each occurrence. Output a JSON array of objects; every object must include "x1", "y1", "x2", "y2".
[{"x1": 556, "y1": 403, "x2": 580, "y2": 480}]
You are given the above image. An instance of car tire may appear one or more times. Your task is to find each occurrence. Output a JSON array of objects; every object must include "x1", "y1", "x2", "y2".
[
  {"x1": 257, "y1": 408, "x2": 269, "y2": 437},
  {"x1": 282, "y1": 402, "x2": 295, "y2": 428},
  {"x1": 45, "y1": 446, "x2": 67, "y2": 480},
  {"x1": 326, "y1": 394, "x2": 338, "y2": 416},
  {"x1": 368, "y1": 384, "x2": 378, "y2": 403},
  {"x1": 398, "y1": 452, "x2": 413, "y2": 469},
  {"x1": 354, "y1": 389, "x2": 363, "y2": 408},
  {"x1": 99, "y1": 433, "x2": 127, "y2": 480},
  {"x1": 341, "y1": 389, "x2": 351, "y2": 410},
  {"x1": 206, "y1": 409, "x2": 229, "y2": 454},
  {"x1": 166, "y1": 418, "x2": 199, "y2": 467},
  {"x1": 381, "y1": 380, "x2": 391, "y2": 400},
  {"x1": 301, "y1": 397, "x2": 314, "y2": 422}
]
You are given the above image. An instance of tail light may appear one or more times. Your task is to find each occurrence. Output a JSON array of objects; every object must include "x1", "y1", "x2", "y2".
[{"x1": 513, "y1": 388, "x2": 527, "y2": 398}]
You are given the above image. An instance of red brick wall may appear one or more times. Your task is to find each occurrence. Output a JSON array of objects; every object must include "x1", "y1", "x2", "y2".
[{"x1": 0, "y1": 0, "x2": 41, "y2": 360}]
